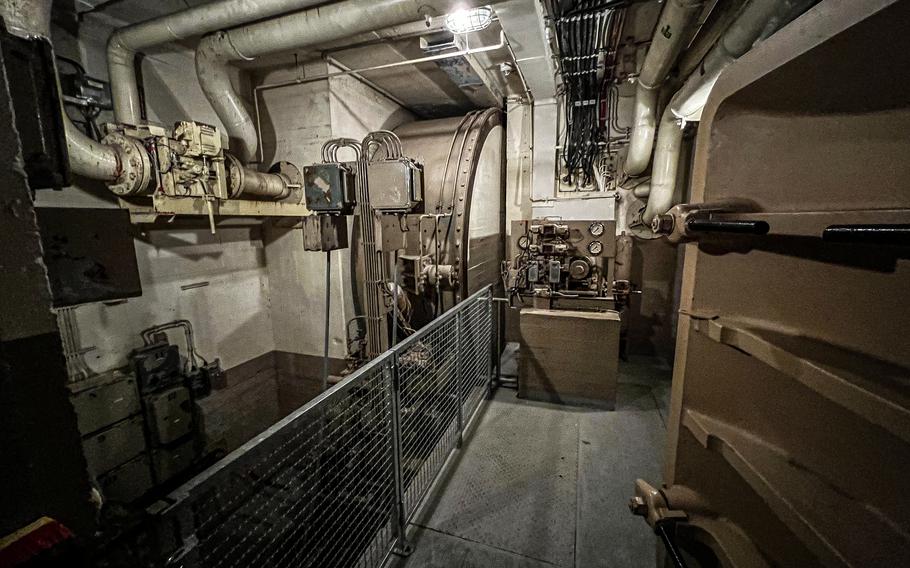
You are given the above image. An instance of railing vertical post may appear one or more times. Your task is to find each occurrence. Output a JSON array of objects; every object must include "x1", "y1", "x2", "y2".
[
  {"x1": 455, "y1": 309, "x2": 464, "y2": 448},
  {"x1": 389, "y1": 355, "x2": 412, "y2": 557},
  {"x1": 487, "y1": 293, "x2": 495, "y2": 400}
]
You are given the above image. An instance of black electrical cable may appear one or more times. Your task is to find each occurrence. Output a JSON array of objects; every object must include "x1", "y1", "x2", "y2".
[{"x1": 553, "y1": 0, "x2": 626, "y2": 187}]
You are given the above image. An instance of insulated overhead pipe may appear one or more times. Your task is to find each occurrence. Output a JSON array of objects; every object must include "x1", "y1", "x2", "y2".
[
  {"x1": 195, "y1": 0, "x2": 491, "y2": 164},
  {"x1": 623, "y1": 0, "x2": 706, "y2": 177},
  {"x1": 670, "y1": 0, "x2": 817, "y2": 122},
  {"x1": 642, "y1": 0, "x2": 817, "y2": 225},
  {"x1": 107, "y1": 0, "x2": 328, "y2": 126}
]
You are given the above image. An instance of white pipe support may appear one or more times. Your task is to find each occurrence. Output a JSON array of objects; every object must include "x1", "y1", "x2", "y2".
[
  {"x1": 106, "y1": 0, "x2": 327, "y2": 125},
  {"x1": 195, "y1": 0, "x2": 487, "y2": 165},
  {"x1": 641, "y1": 104, "x2": 685, "y2": 225},
  {"x1": 623, "y1": 0, "x2": 706, "y2": 177}
]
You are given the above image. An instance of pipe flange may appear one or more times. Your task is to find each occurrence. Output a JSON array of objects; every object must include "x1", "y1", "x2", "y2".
[
  {"x1": 101, "y1": 132, "x2": 152, "y2": 196},
  {"x1": 225, "y1": 153, "x2": 246, "y2": 198},
  {"x1": 268, "y1": 160, "x2": 301, "y2": 202}
]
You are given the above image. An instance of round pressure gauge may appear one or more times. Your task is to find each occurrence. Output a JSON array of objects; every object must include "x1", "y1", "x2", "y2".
[
  {"x1": 589, "y1": 222, "x2": 605, "y2": 237},
  {"x1": 588, "y1": 240, "x2": 604, "y2": 255},
  {"x1": 517, "y1": 235, "x2": 530, "y2": 250}
]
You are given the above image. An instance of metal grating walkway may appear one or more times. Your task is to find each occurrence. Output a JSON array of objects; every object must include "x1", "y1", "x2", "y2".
[{"x1": 394, "y1": 355, "x2": 670, "y2": 568}]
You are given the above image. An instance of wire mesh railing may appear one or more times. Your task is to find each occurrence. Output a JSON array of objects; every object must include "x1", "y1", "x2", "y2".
[{"x1": 156, "y1": 285, "x2": 494, "y2": 568}]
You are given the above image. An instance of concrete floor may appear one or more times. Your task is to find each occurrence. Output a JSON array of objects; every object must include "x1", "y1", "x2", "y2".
[{"x1": 393, "y1": 347, "x2": 671, "y2": 568}]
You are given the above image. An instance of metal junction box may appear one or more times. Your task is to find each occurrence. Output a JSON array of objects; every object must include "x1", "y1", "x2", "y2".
[
  {"x1": 367, "y1": 159, "x2": 424, "y2": 212},
  {"x1": 303, "y1": 163, "x2": 356, "y2": 214},
  {"x1": 303, "y1": 214, "x2": 349, "y2": 251},
  {"x1": 68, "y1": 370, "x2": 140, "y2": 435},
  {"x1": 82, "y1": 415, "x2": 146, "y2": 476}
]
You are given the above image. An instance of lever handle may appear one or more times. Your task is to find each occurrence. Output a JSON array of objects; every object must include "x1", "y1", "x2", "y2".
[
  {"x1": 685, "y1": 219, "x2": 769, "y2": 235},
  {"x1": 822, "y1": 224, "x2": 910, "y2": 245}
]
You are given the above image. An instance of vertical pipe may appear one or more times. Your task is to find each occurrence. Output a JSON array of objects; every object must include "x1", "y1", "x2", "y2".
[{"x1": 322, "y1": 250, "x2": 331, "y2": 392}]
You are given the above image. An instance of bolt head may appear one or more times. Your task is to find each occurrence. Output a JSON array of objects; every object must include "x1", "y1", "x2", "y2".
[
  {"x1": 651, "y1": 214, "x2": 674, "y2": 234},
  {"x1": 629, "y1": 496, "x2": 648, "y2": 516}
]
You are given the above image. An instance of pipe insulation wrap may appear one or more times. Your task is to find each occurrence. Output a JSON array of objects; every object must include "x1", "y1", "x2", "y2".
[
  {"x1": 195, "y1": 0, "x2": 489, "y2": 164},
  {"x1": 107, "y1": 0, "x2": 326, "y2": 125},
  {"x1": 623, "y1": 0, "x2": 705, "y2": 177},
  {"x1": 641, "y1": 105, "x2": 684, "y2": 224}
]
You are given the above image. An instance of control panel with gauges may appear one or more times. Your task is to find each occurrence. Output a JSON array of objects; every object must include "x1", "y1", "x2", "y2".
[{"x1": 505, "y1": 219, "x2": 617, "y2": 310}]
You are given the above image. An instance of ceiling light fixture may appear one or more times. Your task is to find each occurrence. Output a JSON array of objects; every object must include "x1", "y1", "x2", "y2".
[{"x1": 444, "y1": 6, "x2": 494, "y2": 34}]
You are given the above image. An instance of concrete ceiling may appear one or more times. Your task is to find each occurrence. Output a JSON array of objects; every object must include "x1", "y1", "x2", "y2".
[{"x1": 75, "y1": 0, "x2": 526, "y2": 119}]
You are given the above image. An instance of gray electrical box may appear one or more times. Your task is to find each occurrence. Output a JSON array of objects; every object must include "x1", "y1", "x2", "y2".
[
  {"x1": 303, "y1": 163, "x2": 356, "y2": 214},
  {"x1": 82, "y1": 415, "x2": 147, "y2": 475},
  {"x1": 303, "y1": 214, "x2": 349, "y2": 251},
  {"x1": 69, "y1": 370, "x2": 140, "y2": 435},
  {"x1": 98, "y1": 455, "x2": 153, "y2": 503},
  {"x1": 146, "y1": 386, "x2": 193, "y2": 446},
  {"x1": 367, "y1": 159, "x2": 424, "y2": 212},
  {"x1": 151, "y1": 437, "x2": 195, "y2": 483}
]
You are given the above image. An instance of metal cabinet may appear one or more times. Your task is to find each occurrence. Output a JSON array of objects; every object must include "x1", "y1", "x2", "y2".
[
  {"x1": 82, "y1": 415, "x2": 146, "y2": 475},
  {"x1": 69, "y1": 370, "x2": 140, "y2": 435}
]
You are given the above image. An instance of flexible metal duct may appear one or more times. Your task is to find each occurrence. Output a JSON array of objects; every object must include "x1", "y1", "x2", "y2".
[
  {"x1": 107, "y1": 0, "x2": 328, "y2": 126},
  {"x1": 643, "y1": 0, "x2": 816, "y2": 225},
  {"x1": 624, "y1": 0, "x2": 706, "y2": 177},
  {"x1": 195, "y1": 0, "x2": 489, "y2": 164}
]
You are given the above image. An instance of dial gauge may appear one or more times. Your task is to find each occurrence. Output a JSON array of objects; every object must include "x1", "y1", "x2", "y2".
[
  {"x1": 517, "y1": 235, "x2": 530, "y2": 250},
  {"x1": 589, "y1": 222, "x2": 605, "y2": 237},
  {"x1": 588, "y1": 240, "x2": 604, "y2": 255}
]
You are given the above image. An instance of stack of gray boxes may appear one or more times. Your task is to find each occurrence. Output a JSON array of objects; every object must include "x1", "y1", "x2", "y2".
[
  {"x1": 68, "y1": 370, "x2": 152, "y2": 502},
  {"x1": 68, "y1": 370, "x2": 198, "y2": 503}
]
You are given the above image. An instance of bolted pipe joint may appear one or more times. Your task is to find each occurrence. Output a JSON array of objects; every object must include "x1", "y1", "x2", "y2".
[{"x1": 99, "y1": 132, "x2": 153, "y2": 196}]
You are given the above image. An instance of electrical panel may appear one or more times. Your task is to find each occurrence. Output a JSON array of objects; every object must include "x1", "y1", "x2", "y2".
[
  {"x1": 367, "y1": 158, "x2": 424, "y2": 212},
  {"x1": 303, "y1": 162, "x2": 356, "y2": 214},
  {"x1": 507, "y1": 219, "x2": 616, "y2": 307}
]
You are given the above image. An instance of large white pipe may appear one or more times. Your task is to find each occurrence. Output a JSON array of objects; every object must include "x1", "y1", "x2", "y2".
[
  {"x1": 641, "y1": 104, "x2": 684, "y2": 224},
  {"x1": 643, "y1": 0, "x2": 816, "y2": 224},
  {"x1": 107, "y1": 0, "x2": 328, "y2": 126},
  {"x1": 623, "y1": 0, "x2": 706, "y2": 177},
  {"x1": 195, "y1": 0, "x2": 486, "y2": 163},
  {"x1": 671, "y1": 0, "x2": 816, "y2": 121}
]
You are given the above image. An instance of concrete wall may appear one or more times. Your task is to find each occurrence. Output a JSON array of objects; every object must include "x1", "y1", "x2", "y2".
[
  {"x1": 259, "y1": 63, "x2": 414, "y2": 360},
  {"x1": 42, "y1": 17, "x2": 275, "y2": 377}
]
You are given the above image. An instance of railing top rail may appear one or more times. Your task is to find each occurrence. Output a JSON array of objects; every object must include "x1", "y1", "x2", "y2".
[{"x1": 157, "y1": 283, "x2": 493, "y2": 510}]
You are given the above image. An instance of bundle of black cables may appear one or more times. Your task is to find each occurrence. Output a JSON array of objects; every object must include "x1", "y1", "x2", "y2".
[{"x1": 550, "y1": 0, "x2": 629, "y2": 187}]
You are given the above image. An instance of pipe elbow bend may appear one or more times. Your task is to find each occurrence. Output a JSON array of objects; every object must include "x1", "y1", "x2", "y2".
[{"x1": 195, "y1": 33, "x2": 258, "y2": 164}]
